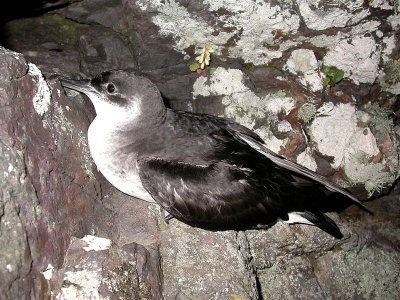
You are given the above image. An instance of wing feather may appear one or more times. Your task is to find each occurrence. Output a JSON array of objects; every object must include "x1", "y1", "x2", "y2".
[{"x1": 138, "y1": 157, "x2": 281, "y2": 231}]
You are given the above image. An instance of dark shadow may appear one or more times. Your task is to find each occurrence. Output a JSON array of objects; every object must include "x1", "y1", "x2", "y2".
[
  {"x1": 161, "y1": 95, "x2": 172, "y2": 109},
  {"x1": 0, "y1": 0, "x2": 70, "y2": 46}
]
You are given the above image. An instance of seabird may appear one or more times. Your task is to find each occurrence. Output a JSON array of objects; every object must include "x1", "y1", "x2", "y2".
[{"x1": 60, "y1": 70, "x2": 367, "y2": 239}]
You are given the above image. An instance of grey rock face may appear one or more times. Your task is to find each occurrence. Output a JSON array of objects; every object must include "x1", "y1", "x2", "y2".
[
  {"x1": 159, "y1": 222, "x2": 259, "y2": 300},
  {"x1": 0, "y1": 46, "x2": 101, "y2": 298},
  {"x1": 250, "y1": 195, "x2": 400, "y2": 299},
  {"x1": 1, "y1": 0, "x2": 400, "y2": 299},
  {"x1": 51, "y1": 235, "x2": 162, "y2": 299}
]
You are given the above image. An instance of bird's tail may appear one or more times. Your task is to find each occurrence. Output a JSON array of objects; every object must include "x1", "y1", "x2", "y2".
[{"x1": 284, "y1": 211, "x2": 343, "y2": 239}]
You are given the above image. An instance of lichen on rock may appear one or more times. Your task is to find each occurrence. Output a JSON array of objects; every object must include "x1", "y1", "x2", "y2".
[
  {"x1": 307, "y1": 101, "x2": 399, "y2": 192},
  {"x1": 285, "y1": 49, "x2": 323, "y2": 92},
  {"x1": 28, "y1": 63, "x2": 51, "y2": 116},
  {"x1": 137, "y1": 0, "x2": 300, "y2": 65},
  {"x1": 323, "y1": 35, "x2": 381, "y2": 84},
  {"x1": 297, "y1": 0, "x2": 370, "y2": 30}
]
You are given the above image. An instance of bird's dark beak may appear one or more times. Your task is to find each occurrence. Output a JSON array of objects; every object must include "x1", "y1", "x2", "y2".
[{"x1": 59, "y1": 77, "x2": 94, "y2": 94}]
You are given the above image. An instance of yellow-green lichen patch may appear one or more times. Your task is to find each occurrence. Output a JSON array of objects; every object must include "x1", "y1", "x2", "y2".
[{"x1": 298, "y1": 103, "x2": 317, "y2": 124}]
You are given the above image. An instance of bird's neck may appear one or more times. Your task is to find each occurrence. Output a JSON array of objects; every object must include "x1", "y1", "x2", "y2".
[{"x1": 88, "y1": 110, "x2": 167, "y2": 153}]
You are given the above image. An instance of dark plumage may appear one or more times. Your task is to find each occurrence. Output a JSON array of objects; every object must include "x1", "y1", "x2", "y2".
[{"x1": 60, "y1": 70, "x2": 367, "y2": 239}]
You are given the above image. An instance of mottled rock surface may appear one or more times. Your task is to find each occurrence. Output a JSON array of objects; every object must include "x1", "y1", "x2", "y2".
[
  {"x1": 1, "y1": 0, "x2": 400, "y2": 299},
  {"x1": 0, "y1": 46, "x2": 105, "y2": 299},
  {"x1": 0, "y1": 47, "x2": 162, "y2": 299}
]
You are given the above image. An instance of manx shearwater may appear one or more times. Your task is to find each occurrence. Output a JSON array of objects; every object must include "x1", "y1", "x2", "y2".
[{"x1": 60, "y1": 70, "x2": 368, "y2": 239}]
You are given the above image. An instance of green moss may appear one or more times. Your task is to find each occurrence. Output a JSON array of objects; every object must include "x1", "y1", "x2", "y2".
[
  {"x1": 244, "y1": 63, "x2": 256, "y2": 72},
  {"x1": 322, "y1": 65, "x2": 345, "y2": 84},
  {"x1": 322, "y1": 65, "x2": 345, "y2": 91},
  {"x1": 189, "y1": 63, "x2": 201, "y2": 72}
]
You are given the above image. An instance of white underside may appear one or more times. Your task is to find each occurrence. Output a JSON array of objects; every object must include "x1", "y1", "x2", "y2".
[
  {"x1": 88, "y1": 118, "x2": 155, "y2": 203},
  {"x1": 284, "y1": 212, "x2": 314, "y2": 225}
]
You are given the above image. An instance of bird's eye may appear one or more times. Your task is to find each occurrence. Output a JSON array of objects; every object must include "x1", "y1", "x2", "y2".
[{"x1": 107, "y1": 83, "x2": 115, "y2": 93}]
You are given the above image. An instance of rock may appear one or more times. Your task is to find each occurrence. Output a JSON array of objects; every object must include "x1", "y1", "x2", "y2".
[
  {"x1": 0, "y1": 44, "x2": 163, "y2": 298},
  {"x1": 51, "y1": 235, "x2": 162, "y2": 299},
  {"x1": 249, "y1": 195, "x2": 400, "y2": 299},
  {"x1": 1, "y1": 0, "x2": 400, "y2": 299},
  {"x1": 296, "y1": 0, "x2": 370, "y2": 30},
  {"x1": 0, "y1": 46, "x2": 101, "y2": 297},
  {"x1": 101, "y1": 187, "x2": 160, "y2": 248},
  {"x1": 78, "y1": 26, "x2": 137, "y2": 76},
  {"x1": 159, "y1": 221, "x2": 259, "y2": 300},
  {"x1": 2, "y1": 13, "x2": 85, "y2": 76},
  {"x1": 284, "y1": 49, "x2": 323, "y2": 92}
]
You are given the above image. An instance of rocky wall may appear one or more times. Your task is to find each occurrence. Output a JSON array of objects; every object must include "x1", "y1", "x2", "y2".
[{"x1": 0, "y1": 0, "x2": 399, "y2": 299}]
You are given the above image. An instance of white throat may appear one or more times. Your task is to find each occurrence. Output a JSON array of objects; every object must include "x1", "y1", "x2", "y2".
[
  {"x1": 87, "y1": 92, "x2": 142, "y2": 127},
  {"x1": 87, "y1": 116, "x2": 155, "y2": 203}
]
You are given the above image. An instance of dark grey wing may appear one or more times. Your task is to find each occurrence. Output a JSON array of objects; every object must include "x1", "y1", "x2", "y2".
[
  {"x1": 137, "y1": 157, "x2": 282, "y2": 231},
  {"x1": 170, "y1": 110, "x2": 361, "y2": 209},
  {"x1": 138, "y1": 155, "x2": 346, "y2": 237}
]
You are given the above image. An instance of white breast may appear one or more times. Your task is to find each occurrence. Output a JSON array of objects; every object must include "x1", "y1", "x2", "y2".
[{"x1": 87, "y1": 118, "x2": 155, "y2": 203}]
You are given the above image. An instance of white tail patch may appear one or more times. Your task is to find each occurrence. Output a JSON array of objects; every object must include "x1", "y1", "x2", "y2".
[{"x1": 284, "y1": 212, "x2": 314, "y2": 225}]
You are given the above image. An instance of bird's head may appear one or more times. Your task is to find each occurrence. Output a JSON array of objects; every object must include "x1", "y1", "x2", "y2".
[{"x1": 60, "y1": 70, "x2": 166, "y2": 127}]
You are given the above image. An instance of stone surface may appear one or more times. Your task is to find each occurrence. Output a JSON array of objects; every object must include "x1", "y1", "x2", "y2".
[
  {"x1": 249, "y1": 195, "x2": 400, "y2": 299},
  {"x1": 0, "y1": 46, "x2": 104, "y2": 298},
  {"x1": 159, "y1": 220, "x2": 258, "y2": 300},
  {"x1": 1, "y1": 1, "x2": 400, "y2": 299},
  {"x1": 51, "y1": 235, "x2": 162, "y2": 299}
]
